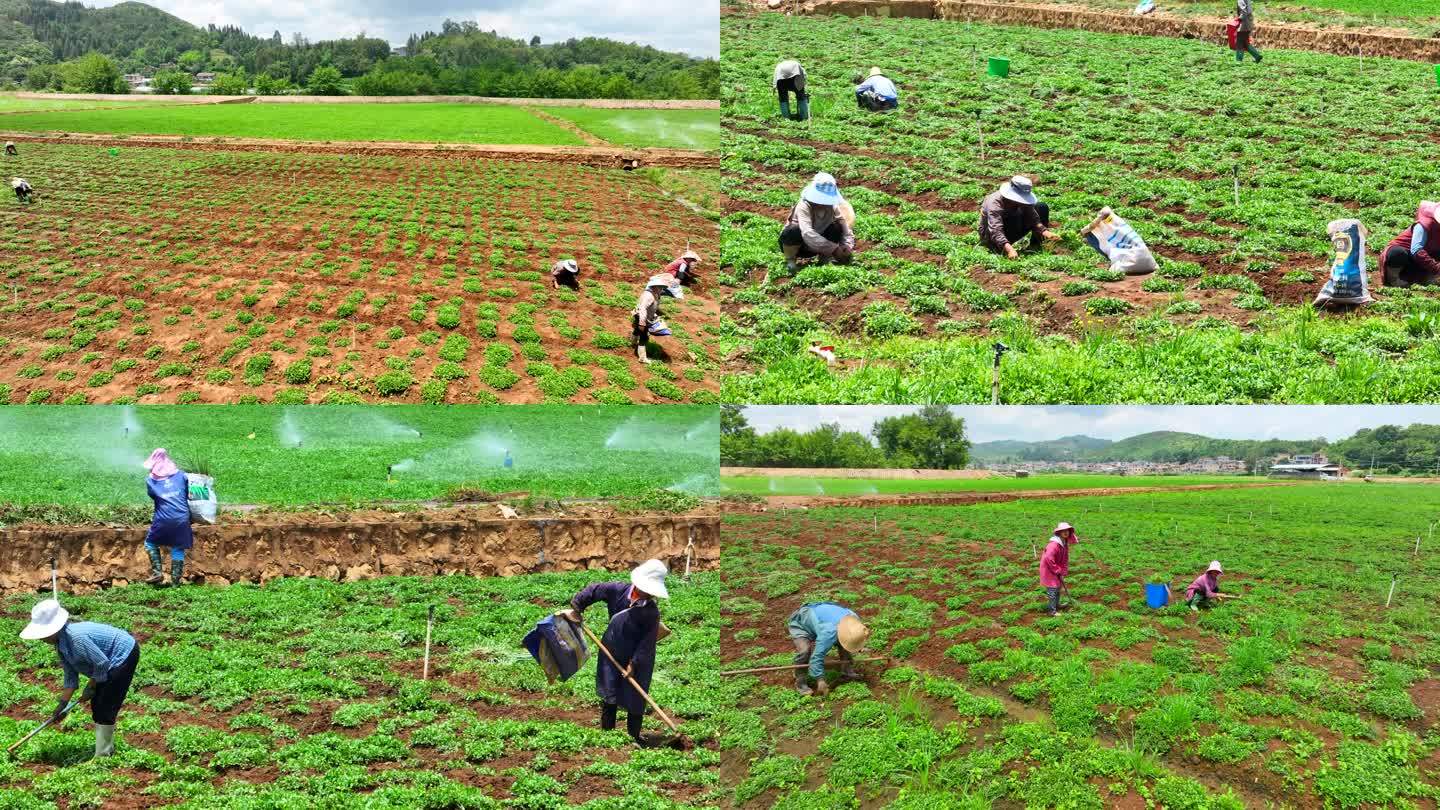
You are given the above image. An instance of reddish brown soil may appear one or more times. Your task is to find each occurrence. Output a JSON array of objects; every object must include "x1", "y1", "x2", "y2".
[{"x1": 755, "y1": 481, "x2": 1293, "y2": 509}]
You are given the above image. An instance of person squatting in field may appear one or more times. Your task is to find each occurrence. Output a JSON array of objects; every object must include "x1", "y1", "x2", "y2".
[
  {"x1": 4, "y1": 141, "x2": 17, "y2": 156},
  {"x1": 1382, "y1": 201, "x2": 1440, "y2": 288},
  {"x1": 664, "y1": 249, "x2": 702, "y2": 285},
  {"x1": 980, "y1": 176, "x2": 1060, "y2": 260},
  {"x1": 560, "y1": 560, "x2": 671, "y2": 745},
  {"x1": 1039, "y1": 522, "x2": 1079, "y2": 617},
  {"x1": 1233, "y1": 0, "x2": 1262, "y2": 63},
  {"x1": 780, "y1": 172, "x2": 856, "y2": 272},
  {"x1": 143, "y1": 448, "x2": 193, "y2": 587},
  {"x1": 21, "y1": 599, "x2": 140, "y2": 759},
  {"x1": 551, "y1": 258, "x2": 580, "y2": 290},
  {"x1": 787, "y1": 602, "x2": 871, "y2": 696},
  {"x1": 1186, "y1": 560, "x2": 1238, "y2": 611},
  {"x1": 774, "y1": 59, "x2": 809, "y2": 121},
  {"x1": 11, "y1": 177, "x2": 32, "y2": 203},
  {"x1": 854, "y1": 67, "x2": 899, "y2": 112},
  {"x1": 631, "y1": 273, "x2": 683, "y2": 365}
]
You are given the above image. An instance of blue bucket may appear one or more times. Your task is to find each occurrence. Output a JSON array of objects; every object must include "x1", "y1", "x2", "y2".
[{"x1": 1144, "y1": 583, "x2": 1170, "y2": 608}]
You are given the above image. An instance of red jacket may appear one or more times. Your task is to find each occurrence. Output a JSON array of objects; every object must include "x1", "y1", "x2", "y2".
[
  {"x1": 1386, "y1": 202, "x2": 1440, "y2": 277},
  {"x1": 1186, "y1": 571, "x2": 1221, "y2": 600},
  {"x1": 1039, "y1": 538, "x2": 1069, "y2": 588}
]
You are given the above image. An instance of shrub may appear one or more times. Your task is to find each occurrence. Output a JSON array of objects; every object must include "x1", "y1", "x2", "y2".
[
  {"x1": 244, "y1": 353, "x2": 274, "y2": 377},
  {"x1": 645, "y1": 378, "x2": 685, "y2": 401},
  {"x1": 420, "y1": 379, "x2": 447, "y2": 404},
  {"x1": 374, "y1": 370, "x2": 414, "y2": 397},
  {"x1": 1085, "y1": 297, "x2": 1132, "y2": 316},
  {"x1": 284, "y1": 360, "x2": 312, "y2": 385}
]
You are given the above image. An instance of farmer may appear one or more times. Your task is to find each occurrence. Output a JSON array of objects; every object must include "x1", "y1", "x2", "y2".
[
  {"x1": 774, "y1": 59, "x2": 809, "y2": 121},
  {"x1": 1039, "y1": 522, "x2": 1078, "y2": 617},
  {"x1": 11, "y1": 177, "x2": 33, "y2": 203},
  {"x1": 4, "y1": 141, "x2": 16, "y2": 156},
  {"x1": 632, "y1": 274, "x2": 682, "y2": 365},
  {"x1": 1381, "y1": 201, "x2": 1440, "y2": 288},
  {"x1": 1185, "y1": 560, "x2": 1228, "y2": 611},
  {"x1": 20, "y1": 599, "x2": 140, "y2": 759},
  {"x1": 142, "y1": 448, "x2": 192, "y2": 587},
  {"x1": 1234, "y1": 0, "x2": 1262, "y2": 63},
  {"x1": 854, "y1": 67, "x2": 898, "y2": 112},
  {"x1": 664, "y1": 249, "x2": 702, "y2": 286},
  {"x1": 779, "y1": 172, "x2": 856, "y2": 272},
  {"x1": 788, "y1": 602, "x2": 870, "y2": 696},
  {"x1": 980, "y1": 176, "x2": 1059, "y2": 259},
  {"x1": 551, "y1": 259, "x2": 580, "y2": 290},
  {"x1": 503, "y1": 449, "x2": 514, "y2": 469},
  {"x1": 559, "y1": 559, "x2": 670, "y2": 745}
]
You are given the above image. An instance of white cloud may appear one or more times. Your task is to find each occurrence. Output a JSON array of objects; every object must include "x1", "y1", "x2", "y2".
[
  {"x1": 87, "y1": 0, "x2": 719, "y2": 57},
  {"x1": 740, "y1": 406, "x2": 1440, "y2": 444}
]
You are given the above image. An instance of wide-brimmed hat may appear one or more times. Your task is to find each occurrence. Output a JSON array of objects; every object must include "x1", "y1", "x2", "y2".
[
  {"x1": 646, "y1": 274, "x2": 684, "y2": 299},
  {"x1": 837, "y1": 614, "x2": 870, "y2": 652},
  {"x1": 869, "y1": 66, "x2": 885, "y2": 77},
  {"x1": 681, "y1": 249, "x2": 701, "y2": 263},
  {"x1": 1055, "y1": 522, "x2": 1074, "y2": 533},
  {"x1": 631, "y1": 559, "x2": 669, "y2": 599},
  {"x1": 20, "y1": 598, "x2": 68, "y2": 640},
  {"x1": 1207, "y1": 560, "x2": 1223, "y2": 573},
  {"x1": 557, "y1": 259, "x2": 578, "y2": 274},
  {"x1": 1000, "y1": 176, "x2": 1038, "y2": 206},
  {"x1": 801, "y1": 172, "x2": 844, "y2": 206}
]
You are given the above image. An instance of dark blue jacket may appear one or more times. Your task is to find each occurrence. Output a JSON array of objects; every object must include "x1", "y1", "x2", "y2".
[
  {"x1": 572, "y1": 580, "x2": 660, "y2": 714},
  {"x1": 145, "y1": 472, "x2": 194, "y2": 549}
]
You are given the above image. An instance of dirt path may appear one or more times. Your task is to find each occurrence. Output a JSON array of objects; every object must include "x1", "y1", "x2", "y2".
[
  {"x1": 526, "y1": 107, "x2": 610, "y2": 146},
  {"x1": 756, "y1": 481, "x2": 1294, "y2": 508},
  {"x1": 0, "y1": 130, "x2": 718, "y2": 168}
]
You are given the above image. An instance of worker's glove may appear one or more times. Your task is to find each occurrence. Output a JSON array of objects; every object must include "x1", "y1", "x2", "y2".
[
  {"x1": 814, "y1": 678, "x2": 830, "y2": 696},
  {"x1": 558, "y1": 608, "x2": 581, "y2": 624},
  {"x1": 51, "y1": 699, "x2": 68, "y2": 723},
  {"x1": 80, "y1": 682, "x2": 97, "y2": 702}
]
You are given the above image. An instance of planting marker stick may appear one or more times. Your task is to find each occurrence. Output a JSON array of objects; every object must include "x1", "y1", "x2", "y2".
[
  {"x1": 1233, "y1": 165, "x2": 1241, "y2": 209},
  {"x1": 683, "y1": 527, "x2": 694, "y2": 580},
  {"x1": 1416, "y1": 535, "x2": 1423, "y2": 558},
  {"x1": 577, "y1": 623, "x2": 680, "y2": 732},
  {"x1": 423, "y1": 605, "x2": 434, "y2": 681},
  {"x1": 1385, "y1": 574, "x2": 1396, "y2": 608}
]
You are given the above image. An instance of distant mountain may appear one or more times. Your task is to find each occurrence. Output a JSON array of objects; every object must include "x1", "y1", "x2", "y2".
[
  {"x1": 972, "y1": 430, "x2": 1329, "y2": 466},
  {"x1": 970, "y1": 434, "x2": 1112, "y2": 462}
]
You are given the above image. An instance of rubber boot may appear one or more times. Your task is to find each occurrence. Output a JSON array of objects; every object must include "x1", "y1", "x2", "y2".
[
  {"x1": 779, "y1": 99, "x2": 792, "y2": 120},
  {"x1": 794, "y1": 670, "x2": 812, "y2": 695},
  {"x1": 637, "y1": 344, "x2": 650, "y2": 365},
  {"x1": 169, "y1": 558, "x2": 184, "y2": 587},
  {"x1": 94, "y1": 724, "x2": 115, "y2": 757},
  {"x1": 145, "y1": 547, "x2": 164, "y2": 586},
  {"x1": 796, "y1": 96, "x2": 810, "y2": 121}
]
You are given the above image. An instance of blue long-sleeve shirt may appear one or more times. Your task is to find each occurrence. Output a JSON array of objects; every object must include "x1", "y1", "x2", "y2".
[
  {"x1": 55, "y1": 622, "x2": 136, "y2": 689},
  {"x1": 855, "y1": 75, "x2": 898, "y2": 101},
  {"x1": 792, "y1": 602, "x2": 857, "y2": 679}
]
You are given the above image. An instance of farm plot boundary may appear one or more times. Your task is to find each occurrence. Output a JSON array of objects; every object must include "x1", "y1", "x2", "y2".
[
  {"x1": 0, "y1": 513, "x2": 720, "y2": 594},
  {"x1": 13, "y1": 92, "x2": 720, "y2": 109},
  {"x1": 748, "y1": 481, "x2": 1294, "y2": 508},
  {"x1": 755, "y1": 0, "x2": 1440, "y2": 62}
]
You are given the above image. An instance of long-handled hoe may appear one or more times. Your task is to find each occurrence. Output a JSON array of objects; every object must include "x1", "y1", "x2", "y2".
[
  {"x1": 5, "y1": 697, "x2": 85, "y2": 759},
  {"x1": 718, "y1": 656, "x2": 889, "y2": 677},
  {"x1": 574, "y1": 622, "x2": 689, "y2": 750}
]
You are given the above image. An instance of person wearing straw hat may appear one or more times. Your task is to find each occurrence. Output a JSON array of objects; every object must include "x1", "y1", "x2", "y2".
[
  {"x1": 631, "y1": 274, "x2": 683, "y2": 365},
  {"x1": 773, "y1": 59, "x2": 809, "y2": 121},
  {"x1": 663, "y1": 249, "x2": 702, "y2": 286},
  {"x1": 981, "y1": 176, "x2": 1059, "y2": 260},
  {"x1": 4, "y1": 141, "x2": 17, "y2": 156},
  {"x1": 551, "y1": 258, "x2": 581, "y2": 290},
  {"x1": 142, "y1": 448, "x2": 193, "y2": 588},
  {"x1": 854, "y1": 66, "x2": 898, "y2": 112},
  {"x1": 1381, "y1": 201, "x2": 1440, "y2": 289},
  {"x1": 20, "y1": 599, "x2": 140, "y2": 758},
  {"x1": 779, "y1": 172, "x2": 856, "y2": 272},
  {"x1": 1185, "y1": 561, "x2": 1229, "y2": 611},
  {"x1": 1039, "y1": 522, "x2": 1078, "y2": 617},
  {"x1": 559, "y1": 559, "x2": 671, "y2": 745},
  {"x1": 11, "y1": 176, "x2": 32, "y2": 203},
  {"x1": 787, "y1": 602, "x2": 870, "y2": 696}
]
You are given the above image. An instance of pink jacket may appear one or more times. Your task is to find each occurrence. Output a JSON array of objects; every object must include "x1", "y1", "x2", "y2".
[
  {"x1": 1039, "y1": 538, "x2": 1069, "y2": 588},
  {"x1": 1186, "y1": 572, "x2": 1221, "y2": 600}
]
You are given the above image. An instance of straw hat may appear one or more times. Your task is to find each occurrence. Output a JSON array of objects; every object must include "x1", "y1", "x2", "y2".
[
  {"x1": 1054, "y1": 522, "x2": 1074, "y2": 534},
  {"x1": 557, "y1": 259, "x2": 578, "y2": 274},
  {"x1": 681, "y1": 249, "x2": 701, "y2": 263},
  {"x1": 837, "y1": 614, "x2": 870, "y2": 652},
  {"x1": 801, "y1": 172, "x2": 843, "y2": 206},
  {"x1": 1001, "y1": 176, "x2": 1039, "y2": 206},
  {"x1": 20, "y1": 598, "x2": 68, "y2": 640},
  {"x1": 646, "y1": 274, "x2": 684, "y2": 299},
  {"x1": 869, "y1": 66, "x2": 885, "y2": 77},
  {"x1": 1207, "y1": 560, "x2": 1223, "y2": 573},
  {"x1": 630, "y1": 559, "x2": 669, "y2": 600}
]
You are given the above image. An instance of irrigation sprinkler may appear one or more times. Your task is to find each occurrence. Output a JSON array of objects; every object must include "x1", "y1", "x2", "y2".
[
  {"x1": 386, "y1": 465, "x2": 393, "y2": 483},
  {"x1": 991, "y1": 342, "x2": 1009, "y2": 405},
  {"x1": 873, "y1": 514, "x2": 878, "y2": 532},
  {"x1": 1385, "y1": 574, "x2": 1397, "y2": 608},
  {"x1": 422, "y1": 605, "x2": 435, "y2": 681}
]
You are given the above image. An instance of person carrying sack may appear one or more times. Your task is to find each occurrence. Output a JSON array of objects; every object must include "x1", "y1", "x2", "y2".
[
  {"x1": 1233, "y1": 0, "x2": 1262, "y2": 63},
  {"x1": 774, "y1": 60, "x2": 809, "y2": 121},
  {"x1": 142, "y1": 448, "x2": 193, "y2": 587}
]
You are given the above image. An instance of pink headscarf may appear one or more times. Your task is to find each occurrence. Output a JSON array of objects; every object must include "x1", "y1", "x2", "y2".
[
  {"x1": 144, "y1": 448, "x2": 179, "y2": 479},
  {"x1": 1417, "y1": 201, "x2": 1438, "y2": 231}
]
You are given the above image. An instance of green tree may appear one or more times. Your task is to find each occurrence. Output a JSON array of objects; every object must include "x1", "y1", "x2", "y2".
[
  {"x1": 210, "y1": 68, "x2": 248, "y2": 95},
  {"x1": 253, "y1": 72, "x2": 293, "y2": 96},
  {"x1": 177, "y1": 49, "x2": 205, "y2": 72},
  {"x1": 306, "y1": 65, "x2": 344, "y2": 95},
  {"x1": 60, "y1": 53, "x2": 125, "y2": 93},
  {"x1": 873, "y1": 405, "x2": 970, "y2": 469},
  {"x1": 150, "y1": 69, "x2": 191, "y2": 95}
]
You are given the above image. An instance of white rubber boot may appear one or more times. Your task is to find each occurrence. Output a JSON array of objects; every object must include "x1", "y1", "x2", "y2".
[
  {"x1": 94, "y1": 723, "x2": 115, "y2": 757},
  {"x1": 637, "y1": 345, "x2": 651, "y2": 365}
]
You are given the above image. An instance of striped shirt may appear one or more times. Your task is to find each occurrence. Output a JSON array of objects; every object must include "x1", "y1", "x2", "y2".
[{"x1": 56, "y1": 622, "x2": 136, "y2": 689}]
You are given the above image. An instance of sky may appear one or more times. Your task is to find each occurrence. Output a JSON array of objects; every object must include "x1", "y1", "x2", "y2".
[
  {"x1": 92, "y1": 0, "x2": 720, "y2": 57},
  {"x1": 738, "y1": 406, "x2": 1440, "y2": 444}
]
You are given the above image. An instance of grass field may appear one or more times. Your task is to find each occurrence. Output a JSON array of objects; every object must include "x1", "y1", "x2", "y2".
[
  {"x1": 721, "y1": 473, "x2": 1258, "y2": 496},
  {"x1": 0, "y1": 96, "x2": 189, "y2": 113},
  {"x1": 0, "y1": 405, "x2": 719, "y2": 507},
  {"x1": 547, "y1": 108, "x2": 721, "y2": 151},
  {"x1": 720, "y1": 14, "x2": 1440, "y2": 403},
  {"x1": 0, "y1": 144, "x2": 721, "y2": 404},
  {"x1": 720, "y1": 484, "x2": 1440, "y2": 807},
  {"x1": 0, "y1": 569, "x2": 725, "y2": 808},
  {"x1": 1021, "y1": 0, "x2": 1440, "y2": 35}
]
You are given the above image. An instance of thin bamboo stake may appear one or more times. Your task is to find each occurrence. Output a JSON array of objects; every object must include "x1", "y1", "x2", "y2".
[
  {"x1": 1385, "y1": 574, "x2": 1397, "y2": 608},
  {"x1": 423, "y1": 605, "x2": 435, "y2": 680}
]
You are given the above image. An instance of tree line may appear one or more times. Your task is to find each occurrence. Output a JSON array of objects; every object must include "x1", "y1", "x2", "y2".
[{"x1": 721, "y1": 406, "x2": 971, "y2": 470}]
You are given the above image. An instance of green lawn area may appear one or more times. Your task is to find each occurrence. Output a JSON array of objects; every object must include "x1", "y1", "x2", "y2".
[
  {"x1": 0, "y1": 95, "x2": 190, "y2": 113},
  {"x1": 1027, "y1": 0, "x2": 1440, "y2": 33},
  {"x1": 548, "y1": 107, "x2": 720, "y2": 150},
  {"x1": 721, "y1": 473, "x2": 1264, "y2": 496},
  {"x1": 0, "y1": 102, "x2": 583, "y2": 145}
]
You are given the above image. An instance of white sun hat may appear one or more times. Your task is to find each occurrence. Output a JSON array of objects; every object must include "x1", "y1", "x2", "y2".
[
  {"x1": 869, "y1": 66, "x2": 885, "y2": 77},
  {"x1": 801, "y1": 172, "x2": 843, "y2": 206},
  {"x1": 1055, "y1": 522, "x2": 1073, "y2": 533},
  {"x1": 630, "y1": 559, "x2": 670, "y2": 599},
  {"x1": 681, "y1": 249, "x2": 701, "y2": 262},
  {"x1": 20, "y1": 598, "x2": 68, "y2": 640},
  {"x1": 1001, "y1": 176, "x2": 1039, "y2": 206},
  {"x1": 1207, "y1": 560, "x2": 1223, "y2": 573},
  {"x1": 558, "y1": 259, "x2": 578, "y2": 273},
  {"x1": 646, "y1": 274, "x2": 684, "y2": 299}
]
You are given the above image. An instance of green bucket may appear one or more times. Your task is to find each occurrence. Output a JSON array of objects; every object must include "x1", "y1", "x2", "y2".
[
  {"x1": 988, "y1": 57, "x2": 1011, "y2": 78},
  {"x1": 1435, "y1": 64, "x2": 1440, "y2": 86},
  {"x1": 107, "y1": 148, "x2": 118, "y2": 156}
]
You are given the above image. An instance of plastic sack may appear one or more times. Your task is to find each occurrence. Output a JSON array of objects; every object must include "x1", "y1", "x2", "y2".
[
  {"x1": 1134, "y1": 0, "x2": 1156, "y2": 14},
  {"x1": 647, "y1": 319, "x2": 672, "y2": 337},
  {"x1": 187, "y1": 473, "x2": 218, "y2": 525},
  {"x1": 523, "y1": 613, "x2": 590, "y2": 684},
  {"x1": 1314, "y1": 219, "x2": 1371, "y2": 306},
  {"x1": 1226, "y1": 18, "x2": 1240, "y2": 49},
  {"x1": 1085, "y1": 207, "x2": 1157, "y2": 275}
]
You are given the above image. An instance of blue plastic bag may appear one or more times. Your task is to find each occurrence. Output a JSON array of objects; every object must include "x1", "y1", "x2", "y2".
[
  {"x1": 1315, "y1": 219, "x2": 1371, "y2": 306},
  {"x1": 523, "y1": 614, "x2": 590, "y2": 683}
]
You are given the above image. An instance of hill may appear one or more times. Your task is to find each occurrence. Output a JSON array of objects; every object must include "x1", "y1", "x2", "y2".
[
  {"x1": 972, "y1": 430, "x2": 1329, "y2": 465},
  {"x1": 970, "y1": 434, "x2": 1112, "y2": 462}
]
